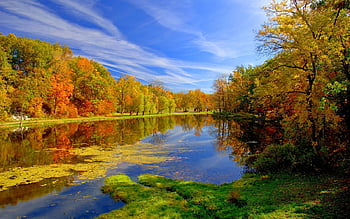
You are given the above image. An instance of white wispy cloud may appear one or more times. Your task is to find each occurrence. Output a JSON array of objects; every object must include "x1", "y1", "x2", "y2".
[
  {"x1": 0, "y1": 0, "x2": 234, "y2": 91},
  {"x1": 124, "y1": 0, "x2": 242, "y2": 59},
  {"x1": 193, "y1": 36, "x2": 238, "y2": 59},
  {"x1": 124, "y1": 0, "x2": 269, "y2": 60},
  {"x1": 50, "y1": 0, "x2": 123, "y2": 37},
  {"x1": 125, "y1": 0, "x2": 196, "y2": 34}
]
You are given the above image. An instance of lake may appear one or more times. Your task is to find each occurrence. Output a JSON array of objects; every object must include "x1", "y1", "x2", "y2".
[{"x1": 0, "y1": 115, "x2": 246, "y2": 218}]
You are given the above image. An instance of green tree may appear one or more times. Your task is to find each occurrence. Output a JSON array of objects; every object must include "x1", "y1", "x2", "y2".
[{"x1": 157, "y1": 96, "x2": 169, "y2": 113}]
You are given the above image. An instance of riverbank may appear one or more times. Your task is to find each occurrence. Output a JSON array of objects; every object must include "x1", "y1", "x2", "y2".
[
  {"x1": 0, "y1": 112, "x2": 212, "y2": 128},
  {"x1": 98, "y1": 171, "x2": 350, "y2": 218}
]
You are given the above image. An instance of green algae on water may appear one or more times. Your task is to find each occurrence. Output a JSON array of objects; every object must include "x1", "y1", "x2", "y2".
[{"x1": 0, "y1": 142, "x2": 173, "y2": 191}]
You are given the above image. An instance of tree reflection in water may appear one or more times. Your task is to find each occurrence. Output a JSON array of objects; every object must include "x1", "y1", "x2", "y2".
[
  {"x1": 212, "y1": 117, "x2": 284, "y2": 163},
  {"x1": 0, "y1": 176, "x2": 74, "y2": 207},
  {"x1": 0, "y1": 115, "x2": 264, "y2": 218},
  {"x1": 0, "y1": 116, "x2": 215, "y2": 191}
]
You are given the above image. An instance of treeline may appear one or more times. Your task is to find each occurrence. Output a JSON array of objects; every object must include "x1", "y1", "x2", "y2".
[
  {"x1": 212, "y1": 0, "x2": 349, "y2": 170},
  {"x1": 0, "y1": 34, "x2": 211, "y2": 120}
]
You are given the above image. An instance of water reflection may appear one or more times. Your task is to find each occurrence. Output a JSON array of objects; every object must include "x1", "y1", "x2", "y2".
[
  {"x1": 212, "y1": 117, "x2": 284, "y2": 159},
  {"x1": 1, "y1": 117, "x2": 173, "y2": 170},
  {"x1": 0, "y1": 176, "x2": 74, "y2": 207},
  {"x1": 0, "y1": 115, "x2": 250, "y2": 218}
]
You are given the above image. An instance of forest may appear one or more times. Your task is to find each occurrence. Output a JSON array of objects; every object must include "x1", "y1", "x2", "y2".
[
  {"x1": 212, "y1": 0, "x2": 350, "y2": 171},
  {"x1": 0, "y1": 33, "x2": 211, "y2": 120}
]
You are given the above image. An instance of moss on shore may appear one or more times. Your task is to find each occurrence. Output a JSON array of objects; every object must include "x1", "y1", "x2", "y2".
[{"x1": 98, "y1": 172, "x2": 350, "y2": 218}]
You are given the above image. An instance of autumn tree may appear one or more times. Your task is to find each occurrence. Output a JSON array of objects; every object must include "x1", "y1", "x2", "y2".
[
  {"x1": 213, "y1": 75, "x2": 230, "y2": 112},
  {"x1": 0, "y1": 33, "x2": 215, "y2": 121},
  {"x1": 0, "y1": 34, "x2": 54, "y2": 117},
  {"x1": 311, "y1": 0, "x2": 350, "y2": 129},
  {"x1": 173, "y1": 90, "x2": 208, "y2": 112},
  {"x1": 46, "y1": 44, "x2": 76, "y2": 117},
  {"x1": 229, "y1": 66, "x2": 257, "y2": 113},
  {"x1": 70, "y1": 57, "x2": 117, "y2": 116},
  {"x1": 0, "y1": 46, "x2": 13, "y2": 119},
  {"x1": 188, "y1": 89, "x2": 209, "y2": 112},
  {"x1": 257, "y1": 0, "x2": 349, "y2": 153},
  {"x1": 174, "y1": 92, "x2": 190, "y2": 112},
  {"x1": 115, "y1": 75, "x2": 140, "y2": 114}
]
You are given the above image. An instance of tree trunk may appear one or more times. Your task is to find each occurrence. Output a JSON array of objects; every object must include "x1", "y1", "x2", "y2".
[
  {"x1": 345, "y1": 88, "x2": 350, "y2": 132},
  {"x1": 307, "y1": 56, "x2": 318, "y2": 154},
  {"x1": 343, "y1": 60, "x2": 350, "y2": 132}
]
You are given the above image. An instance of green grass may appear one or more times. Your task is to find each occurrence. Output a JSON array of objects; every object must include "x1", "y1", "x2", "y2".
[
  {"x1": 0, "y1": 111, "x2": 212, "y2": 128},
  {"x1": 98, "y1": 172, "x2": 350, "y2": 218}
]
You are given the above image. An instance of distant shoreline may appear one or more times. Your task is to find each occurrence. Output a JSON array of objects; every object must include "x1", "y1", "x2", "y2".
[{"x1": 0, "y1": 112, "x2": 213, "y2": 128}]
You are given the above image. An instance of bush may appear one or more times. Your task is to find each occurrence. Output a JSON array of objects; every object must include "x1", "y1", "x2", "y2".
[
  {"x1": 227, "y1": 190, "x2": 247, "y2": 207},
  {"x1": 251, "y1": 143, "x2": 318, "y2": 173}
]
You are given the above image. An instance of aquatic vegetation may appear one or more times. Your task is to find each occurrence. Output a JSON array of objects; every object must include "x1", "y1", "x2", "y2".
[{"x1": 0, "y1": 142, "x2": 173, "y2": 192}]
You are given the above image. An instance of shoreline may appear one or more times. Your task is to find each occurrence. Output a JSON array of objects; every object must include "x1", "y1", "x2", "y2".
[
  {"x1": 0, "y1": 112, "x2": 213, "y2": 128},
  {"x1": 98, "y1": 171, "x2": 350, "y2": 218}
]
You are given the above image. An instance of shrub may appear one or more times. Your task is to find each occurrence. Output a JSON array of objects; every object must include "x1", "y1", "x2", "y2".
[
  {"x1": 251, "y1": 143, "x2": 318, "y2": 173},
  {"x1": 227, "y1": 190, "x2": 247, "y2": 207}
]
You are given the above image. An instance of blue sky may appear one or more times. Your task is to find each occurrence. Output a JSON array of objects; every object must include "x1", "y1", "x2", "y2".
[{"x1": 0, "y1": 0, "x2": 270, "y2": 93}]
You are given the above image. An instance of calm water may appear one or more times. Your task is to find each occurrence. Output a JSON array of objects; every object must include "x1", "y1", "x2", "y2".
[{"x1": 0, "y1": 115, "x2": 245, "y2": 218}]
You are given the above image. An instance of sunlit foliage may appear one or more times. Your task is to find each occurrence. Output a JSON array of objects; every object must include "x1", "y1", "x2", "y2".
[
  {"x1": 212, "y1": 0, "x2": 350, "y2": 169},
  {"x1": 0, "y1": 34, "x2": 210, "y2": 120}
]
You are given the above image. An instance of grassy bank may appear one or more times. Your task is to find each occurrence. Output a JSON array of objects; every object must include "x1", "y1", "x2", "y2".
[
  {"x1": 0, "y1": 111, "x2": 212, "y2": 128},
  {"x1": 98, "y1": 172, "x2": 350, "y2": 218}
]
